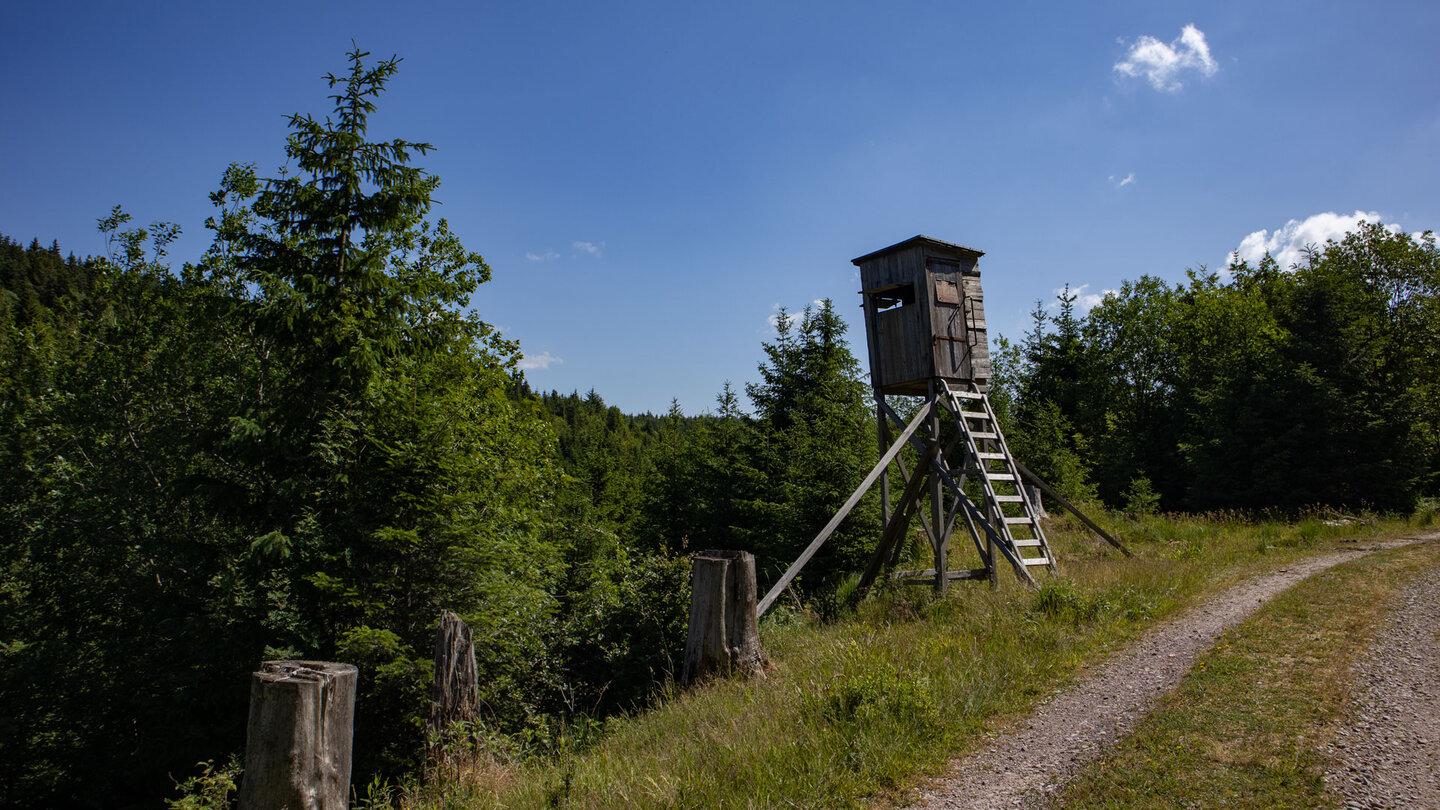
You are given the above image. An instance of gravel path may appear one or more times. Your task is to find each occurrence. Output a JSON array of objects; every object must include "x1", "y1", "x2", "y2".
[
  {"x1": 903, "y1": 537, "x2": 1433, "y2": 810},
  {"x1": 1325, "y1": 566, "x2": 1440, "y2": 809}
]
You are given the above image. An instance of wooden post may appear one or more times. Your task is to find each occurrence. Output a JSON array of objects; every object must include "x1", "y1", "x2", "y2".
[
  {"x1": 238, "y1": 660, "x2": 357, "y2": 810},
  {"x1": 682, "y1": 550, "x2": 766, "y2": 686},
  {"x1": 876, "y1": 391, "x2": 892, "y2": 539},
  {"x1": 430, "y1": 611, "x2": 479, "y2": 736},
  {"x1": 929, "y1": 382, "x2": 947, "y2": 594}
]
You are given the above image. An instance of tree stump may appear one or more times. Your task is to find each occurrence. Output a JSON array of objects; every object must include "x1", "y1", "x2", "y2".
[
  {"x1": 238, "y1": 660, "x2": 357, "y2": 810},
  {"x1": 430, "y1": 610, "x2": 480, "y2": 735},
  {"x1": 682, "y1": 550, "x2": 767, "y2": 686},
  {"x1": 1025, "y1": 483, "x2": 1049, "y2": 518}
]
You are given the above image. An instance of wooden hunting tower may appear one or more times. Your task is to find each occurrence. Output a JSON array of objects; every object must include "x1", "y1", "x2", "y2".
[
  {"x1": 755, "y1": 235, "x2": 1127, "y2": 616},
  {"x1": 853, "y1": 236, "x2": 990, "y2": 396}
]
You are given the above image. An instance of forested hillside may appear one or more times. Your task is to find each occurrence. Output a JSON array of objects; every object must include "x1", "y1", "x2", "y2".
[{"x1": 2, "y1": 48, "x2": 1438, "y2": 810}]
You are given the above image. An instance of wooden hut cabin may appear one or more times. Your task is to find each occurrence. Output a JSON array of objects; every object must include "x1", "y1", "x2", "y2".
[{"x1": 852, "y1": 235, "x2": 990, "y2": 395}]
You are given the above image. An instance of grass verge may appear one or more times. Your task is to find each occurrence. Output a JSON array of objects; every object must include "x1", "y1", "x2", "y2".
[
  {"x1": 377, "y1": 509, "x2": 1435, "y2": 810},
  {"x1": 1051, "y1": 537, "x2": 1440, "y2": 809}
]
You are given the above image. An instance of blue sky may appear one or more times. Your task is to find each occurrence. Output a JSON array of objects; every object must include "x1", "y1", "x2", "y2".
[{"x1": 4, "y1": 1, "x2": 1437, "y2": 414}]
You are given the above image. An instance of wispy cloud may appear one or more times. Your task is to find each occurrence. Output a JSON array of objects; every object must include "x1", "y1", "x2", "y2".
[
  {"x1": 1109, "y1": 172, "x2": 1136, "y2": 188},
  {"x1": 572, "y1": 241, "x2": 604, "y2": 257},
  {"x1": 1049, "y1": 284, "x2": 1116, "y2": 315},
  {"x1": 1228, "y1": 210, "x2": 1392, "y2": 271},
  {"x1": 1114, "y1": 24, "x2": 1218, "y2": 92},
  {"x1": 518, "y1": 350, "x2": 563, "y2": 371},
  {"x1": 525, "y1": 249, "x2": 560, "y2": 262},
  {"x1": 765, "y1": 300, "x2": 825, "y2": 333}
]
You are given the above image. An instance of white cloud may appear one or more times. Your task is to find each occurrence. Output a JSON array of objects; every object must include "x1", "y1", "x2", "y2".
[
  {"x1": 1227, "y1": 210, "x2": 1392, "y2": 271},
  {"x1": 1049, "y1": 284, "x2": 1116, "y2": 315},
  {"x1": 1114, "y1": 24, "x2": 1218, "y2": 92},
  {"x1": 518, "y1": 350, "x2": 563, "y2": 371},
  {"x1": 1109, "y1": 172, "x2": 1136, "y2": 187},
  {"x1": 765, "y1": 300, "x2": 826, "y2": 333},
  {"x1": 525, "y1": 249, "x2": 560, "y2": 262},
  {"x1": 572, "y1": 241, "x2": 604, "y2": 257}
]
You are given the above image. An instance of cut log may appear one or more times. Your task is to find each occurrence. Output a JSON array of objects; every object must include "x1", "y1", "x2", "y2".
[
  {"x1": 430, "y1": 610, "x2": 480, "y2": 735},
  {"x1": 238, "y1": 660, "x2": 357, "y2": 810},
  {"x1": 681, "y1": 550, "x2": 767, "y2": 686}
]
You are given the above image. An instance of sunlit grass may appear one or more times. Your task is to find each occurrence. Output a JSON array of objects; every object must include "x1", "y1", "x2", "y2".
[{"x1": 378, "y1": 509, "x2": 1429, "y2": 809}]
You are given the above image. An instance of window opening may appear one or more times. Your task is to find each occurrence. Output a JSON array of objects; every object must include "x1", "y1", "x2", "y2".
[{"x1": 869, "y1": 282, "x2": 916, "y2": 313}]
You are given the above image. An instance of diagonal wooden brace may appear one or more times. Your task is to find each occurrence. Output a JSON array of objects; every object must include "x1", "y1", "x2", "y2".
[
  {"x1": 877, "y1": 399, "x2": 1036, "y2": 587},
  {"x1": 756, "y1": 400, "x2": 933, "y2": 617}
]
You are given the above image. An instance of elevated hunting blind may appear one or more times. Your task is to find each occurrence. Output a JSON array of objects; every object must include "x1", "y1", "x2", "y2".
[
  {"x1": 755, "y1": 236, "x2": 1128, "y2": 615},
  {"x1": 853, "y1": 235, "x2": 991, "y2": 395}
]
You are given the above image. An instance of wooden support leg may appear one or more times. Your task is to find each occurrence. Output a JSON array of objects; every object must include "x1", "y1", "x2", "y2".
[
  {"x1": 857, "y1": 444, "x2": 936, "y2": 592},
  {"x1": 757, "y1": 401, "x2": 933, "y2": 617},
  {"x1": 928, "y1": 386, "x2": 947, "y2": 594},
  {"x1": 877, "y1": 393, "x2": 891, "y2": 537}
]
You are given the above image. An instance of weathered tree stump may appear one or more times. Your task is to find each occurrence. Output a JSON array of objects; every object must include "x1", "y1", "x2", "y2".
[
  {"x1": 682, "y1": 550, "x2": 767, "y2": 686},
  {"x1": 430, "y1": 610, "x2": 480, "y2": 735},
  {"x1": 1025, "y1": 483, "x2": 1049, "y2": 518},
  {"x1": 238, "y1": 660, "x2": 357, "y2": 810}
]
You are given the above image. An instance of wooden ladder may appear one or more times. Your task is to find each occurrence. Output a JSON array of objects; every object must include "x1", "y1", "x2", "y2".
[{"x1": 942, "y1": 382, "x2": 1057, "y2": 573}]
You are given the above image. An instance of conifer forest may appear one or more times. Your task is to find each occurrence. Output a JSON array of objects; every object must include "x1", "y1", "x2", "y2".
[{"x1": 2, "y1": 50, "x2": 1438, "y2": 808}]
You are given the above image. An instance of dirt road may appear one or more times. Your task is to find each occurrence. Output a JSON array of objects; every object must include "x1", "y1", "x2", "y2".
[
  {"x1": 903, "y1": 536, "x2": 1436, "y2": 809},
  {"x1": 1326, "y1": 565, "x2": 1440, "y2": 809}
]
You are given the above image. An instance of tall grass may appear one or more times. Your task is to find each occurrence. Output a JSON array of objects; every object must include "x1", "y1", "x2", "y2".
[{"x1": 371, "y1": 509, "x2": 1427, "y2": 810}]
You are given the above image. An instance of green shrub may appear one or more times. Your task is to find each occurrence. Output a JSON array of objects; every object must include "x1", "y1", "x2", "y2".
[{"x1": 165, "y1": 759, "x2": 239, "y2": 810}]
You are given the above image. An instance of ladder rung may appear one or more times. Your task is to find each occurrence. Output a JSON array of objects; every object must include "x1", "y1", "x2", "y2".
[
  {"x1": 1022, "y1": 556, "x2": 1050, "y2": 566},
  {"x1": 1003, "y1": 516, "x2": 1034, "y2": 524},
  {"x1": 993, "y1": 494, "x2": 1023, "y2": 503},
  {"x1": 1012, "y1": 538, "x2": 1042, "y2": 547},
  {"x1": 986, "y1": 473, "x2": 1016, "y2": 482},
  {"x1": 970, "y1": 432, "x2": 998, "y2": 440},
  {"x1": 977, "y1": 452, "x2": 1007, "y2": 460},
  {"x1": 950, "y1": 391, "x2": 985, "y2": 400},
  {"x1": 960, "y1": 411, "x2": 990, "y2": 420}
]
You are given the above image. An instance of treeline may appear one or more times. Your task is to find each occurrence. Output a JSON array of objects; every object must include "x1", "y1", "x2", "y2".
[
  {"x1": 0, "y1": 51, "x2": 876, "y2": 808},
  {"x1": 1000, "y1": 224, "x2": 1440, "y2": 514}
]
